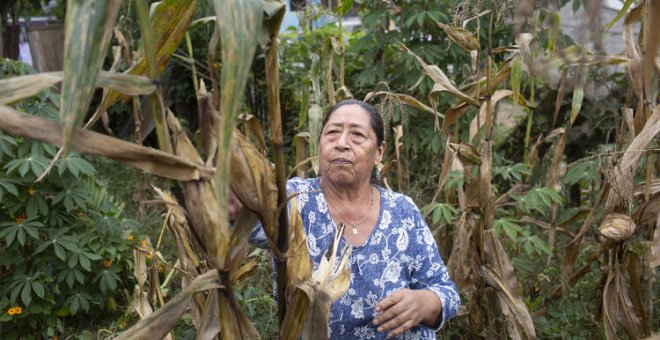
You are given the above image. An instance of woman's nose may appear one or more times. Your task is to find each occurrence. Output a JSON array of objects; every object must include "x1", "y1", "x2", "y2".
[{"x1": 335, "y1": 131, "x2": 350, "y2": 149}]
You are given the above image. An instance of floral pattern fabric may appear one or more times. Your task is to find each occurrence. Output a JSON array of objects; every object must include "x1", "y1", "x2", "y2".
[{"x1": 250, "y1": 177, "x2": 460, "y2": 339}]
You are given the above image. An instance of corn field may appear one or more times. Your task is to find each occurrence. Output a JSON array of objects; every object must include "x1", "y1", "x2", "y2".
[{"x1": 0, "y1": 0, "x2": 658, "y2": 339}]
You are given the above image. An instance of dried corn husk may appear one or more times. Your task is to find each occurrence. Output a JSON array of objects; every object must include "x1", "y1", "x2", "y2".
[
  {"x1": 599, "y1": 213, "x2": 637, "y2": 241},
  {"x1": 449, "y1": 142, "x2": 482, "y2": 166}
]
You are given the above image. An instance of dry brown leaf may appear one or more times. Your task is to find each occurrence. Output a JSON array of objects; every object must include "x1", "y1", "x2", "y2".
[
  {"x1": 623, "y1": 3, "x2": 645, "y2": 105},
  {"x1": 604, "y1": 105, "x2": 660, "y2": 210},
  {"x1": 116, "y1": 270, "x2": 222, "y2": 340},
  {"x1": 364, "y1": 91, "x2": 441, "y2": 118},
  {"x1": 229, "y1": 129, "x2": 280, "y2": 254},
  {"x1": 469, "y1": 90, "x2": 513, "y2": 143},
  {"x1": 438, "y1": 22, "x2": 480, "y2": 51},
  {"x1": 229, "y1": 208, "x2": 260, "y2": 271},
  {"x1": 447, "y1": 212, "x2": 478, "y2": 293},
  {"x1": 603, "y1": 250, "x2": 640, "y2": 340},
  {"x1": 0, "y1": 105, "x2": 211, "y2": 181},
  {"x1": 196, "y1": 289, "x2": 221, "y2": 340},
  {"x1": 286, "y1": 198, "x2": 313, "y2": 298},
  {"x1": 399, "y1": 43, "x2": 478, "y2": 107},
  {"x1": 443, "y1": 63, "x2": 512, "y2": 131},
  {"x1": 626, "y1": 251, "x2": 651, "y2": 337},
  {"x1": 482, "y1": 229, "x2": 536, "y2": 340}
]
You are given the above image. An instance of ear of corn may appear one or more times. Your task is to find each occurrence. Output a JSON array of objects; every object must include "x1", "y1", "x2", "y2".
[{"x1": 599, "y1": 213, "x2": 637, "y2": 241}]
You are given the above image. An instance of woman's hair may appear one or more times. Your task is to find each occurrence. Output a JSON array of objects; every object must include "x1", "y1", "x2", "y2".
[{"x1": 322, "y1": 99, "x2": 385, "y2": 146}]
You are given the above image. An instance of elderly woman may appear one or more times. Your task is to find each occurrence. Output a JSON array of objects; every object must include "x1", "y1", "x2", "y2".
[{"x1": 252, "y1": 99, "x2": 460, "y2": 339}]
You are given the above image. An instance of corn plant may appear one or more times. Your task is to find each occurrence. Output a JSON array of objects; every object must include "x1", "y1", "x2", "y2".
[{"x1": 0, "y1": 0, "x2": 353, "y2": 339}]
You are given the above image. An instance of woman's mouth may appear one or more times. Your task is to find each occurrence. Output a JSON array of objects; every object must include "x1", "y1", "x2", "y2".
[{"x1": 331, "y1": 158, "x2": 353, "y2": 164}]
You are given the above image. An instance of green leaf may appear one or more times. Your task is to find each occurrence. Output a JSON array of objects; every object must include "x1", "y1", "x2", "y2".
[
  {"x1": 0, "y1": 177, "x2": 19, "y2": 199},
  {"x1": 54, "y1": 243, "x2": 66, "y2": 261},
  {"x1": 79, "y1": 255, "x2": 91, "y2": 272},
  {"x1": 18, "y1": 227, "x2": 30, "y2": 246},
  {"x1": 32, "y1": 281, "x2": 45, "y2": 298},
  {"x1": 60, "y1": 1, "x2": 121, "y2": 154},
  {"x1": 569, "y1": 66, "x2": 587, "y2": 126},
  {"x1": 21, "y1": 281, "x2": 32, "y2": 305},
  {"x1": 511, "y1": 55, "x2": 522, "y2": 106},
  {"x1": 605, "y1": 0, "x2": 635, "y2": 30}
]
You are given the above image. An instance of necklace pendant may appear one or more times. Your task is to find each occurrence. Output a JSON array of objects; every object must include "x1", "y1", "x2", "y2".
[{"x1": 352, "y1": 227, "x2": 358, "y2": 235}]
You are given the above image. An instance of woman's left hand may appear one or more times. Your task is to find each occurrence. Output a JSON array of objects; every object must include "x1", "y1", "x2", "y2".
[{"x1": 373, "y1": 288, "x2": 442, "y2": 338}]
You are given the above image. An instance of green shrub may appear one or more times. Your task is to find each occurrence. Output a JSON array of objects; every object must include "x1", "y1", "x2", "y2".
[{"x1": 0, "y1": 58, "x2": 137, "y2": 338}]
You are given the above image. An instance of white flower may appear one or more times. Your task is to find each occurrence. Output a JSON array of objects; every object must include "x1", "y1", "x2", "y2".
[
  {"x1": 369, "y1": 254, "x2": 379, "y2": 264},
  {"x1": 381, "y1": 246, "x2": 391, "y2": 260},
  {"x1": 350, "y1": 299, "x2": 364, "y2": 319},
  {"x1": 396, "y1": 230, "x2": 409, "y2": 251},
  {"x1": 379, "y1": 211, "x2": 392, "y2": 230},
  {"x1": 371, "y1": 231, "x2": 383, "y2": 245},
  {"x1": 402, "y1": 217, "x2": 414, "y2": 230},
  {"x1": 316, "y1": 194, "x2": 328, "y2": 213},
  {"x1": 307, "y1": 233, "x2": 321, "y2": 256},
  {"x1": 309, "y1": 211, "x2": 316, "y2": 224},
  {"x1": 298, "y1": 192, "x2": 309, "y2": 207},
  {"x1": 366, "y1": 291, "x2": 379, "y2": 306},
  {"x1": 354, "y1": 325, "x2": 375, "y2": 339},
  {"x1": 422, "y1": 228, "x2": 434, "y2": 244},
  {"x1": 381, "y1": 261, "x2": 402, "y2": 285}
]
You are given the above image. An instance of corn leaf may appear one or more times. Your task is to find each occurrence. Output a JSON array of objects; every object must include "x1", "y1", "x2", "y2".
[
  {"x1": 60, "y1": 0, "x2": 121, "y2": 153},
  {"x1": 399, "y1": 43, "x2": 479, "y2": 107},
  {"x1": 447, "y1": 212, "x2": 478, "y2": 292},
  {"x1": 229, "y1": 130, "x2": 280, "y2": 254},
  {"x1": 605, "y1": 0, "x2": 636, "y2": 30},
  {"x1": 0, "y1": 105, "x2": 212, "y2": 181},
  {"x1": 259, "y1": 0, "x2": 286, "y2": 47},
  {"x1": 0, "y1": 72, "x2": 155, "y2": 106},
  {"x1": 213, "y1": 0, "x2": 263, "y2": 266},
  {"x1": 99, "y1": 0, "x2": 196, "y2": 111},
  {"x1": 364, "y1": 91, "x2": 442, "y2": 118},
  {"x1": 623, "y1": 4, "x2": 645, "y2": 103},
  {"x1": 605, "y1": 105, "x2": 660, "y2": 210},
  {"x1": 481, "y1": 229, "x2": 536, "y2": 339},
  {"x1": 469, "y1": 90, "x2": 512, "y2": 143},
  {"x1": 115, "y1": 270, "x2": 221, "y2": 340},
  {"x1": 511, "y1": 56, "x2": 522, "y2": 108},
  {"x1": 0, "y1": 72, "x2": 61, "y2": 105},
  {"x1": 569, "y1": 65, "x2": 586, "y2": 126},
  {"x1": 602, "y1": 251, "x2": 640, "y2": 340}
]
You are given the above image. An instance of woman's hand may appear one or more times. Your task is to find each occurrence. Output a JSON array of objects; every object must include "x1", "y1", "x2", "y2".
[{"x1": 372, "y1": 289, "x2": 442, "y2": 338}]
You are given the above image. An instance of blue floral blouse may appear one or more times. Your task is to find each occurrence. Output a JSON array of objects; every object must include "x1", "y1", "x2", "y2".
[{"x1": 250, "y1": 177, "x2": 460, "y2": 339}]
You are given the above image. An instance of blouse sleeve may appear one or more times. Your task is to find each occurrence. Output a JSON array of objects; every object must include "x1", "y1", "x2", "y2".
[{"x1": 408, "y1": 204, "x2": 461, "y2": 331}]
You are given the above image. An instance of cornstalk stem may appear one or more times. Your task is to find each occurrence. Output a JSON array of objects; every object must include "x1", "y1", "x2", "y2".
[{"x1": 266, "y1": 36, "x2": 289, "y2": 324}]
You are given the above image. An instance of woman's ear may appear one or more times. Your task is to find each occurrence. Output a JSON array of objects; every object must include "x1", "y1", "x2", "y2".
[{"x1": 375, "y1": 141, "x2": 386, "y2": 165}]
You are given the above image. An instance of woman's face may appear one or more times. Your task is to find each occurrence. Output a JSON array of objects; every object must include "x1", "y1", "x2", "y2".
[{"x1": 319, "y1": 104, "x2": 384, "y2": 188}]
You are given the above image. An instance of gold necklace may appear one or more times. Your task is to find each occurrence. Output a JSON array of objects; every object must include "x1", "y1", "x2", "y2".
[{"x1": 324, "y1": 183, "x2": 374, "y2": 235}]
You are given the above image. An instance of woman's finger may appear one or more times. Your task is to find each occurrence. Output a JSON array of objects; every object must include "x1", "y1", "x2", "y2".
[
  {"x1": 386, "y1": 319, "x2": 417, "y2": 338},
  {"x1": 376, "y1": 306, "x2": 416, "y2": 332}
]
